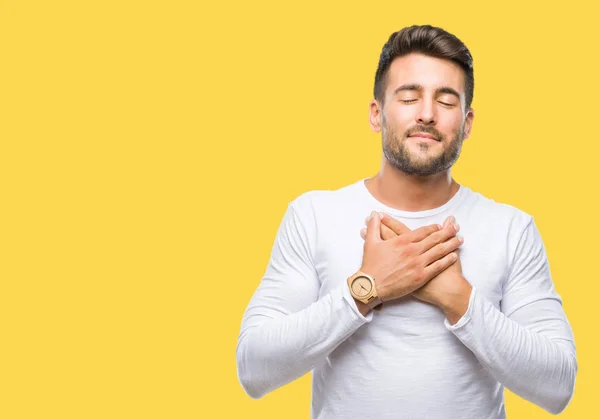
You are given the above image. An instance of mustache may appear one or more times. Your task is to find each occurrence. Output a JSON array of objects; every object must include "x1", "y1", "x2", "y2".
[{"x1": 405, "y1": 127, "x2": 443, "y2": 140}]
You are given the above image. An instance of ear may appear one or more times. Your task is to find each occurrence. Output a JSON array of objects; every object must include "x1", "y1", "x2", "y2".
[
  {"x1": 369, "y1": 99, "x2": 383, "y2": 133},
  {"x1": 462, "y1": 108, "x2": 475, "y2": 140}
]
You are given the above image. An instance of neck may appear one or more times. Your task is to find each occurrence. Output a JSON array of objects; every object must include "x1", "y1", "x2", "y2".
[{"x1": 364, "y1": 159, "x2": 460, "y2": 212}]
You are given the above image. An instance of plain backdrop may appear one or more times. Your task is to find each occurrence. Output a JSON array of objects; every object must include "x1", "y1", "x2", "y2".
[{"x1": 0, "y1": 1, "x2": 598, "y2": 418}]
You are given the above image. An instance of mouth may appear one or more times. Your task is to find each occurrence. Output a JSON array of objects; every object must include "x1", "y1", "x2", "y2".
[{"x1": 409, "y1": 133, "x2": 440, "y2": 142}]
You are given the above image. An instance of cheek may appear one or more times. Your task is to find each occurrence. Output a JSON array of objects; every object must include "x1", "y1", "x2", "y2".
[
  {"x1": 385, "y1": 113, "x2": 412, "y2": 134},
  {"x1": 439, "y1": 117, "x2": 464, "y2": 137}
]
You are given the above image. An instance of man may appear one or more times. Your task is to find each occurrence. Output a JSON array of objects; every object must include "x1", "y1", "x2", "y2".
[{"x1": 236, "y1": 25, "x2": 577, "y2": 418}]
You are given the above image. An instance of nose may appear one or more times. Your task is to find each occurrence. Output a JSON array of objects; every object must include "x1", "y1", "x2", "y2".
[{"x1": 416, "y1": 99, "x2": 436, "y2": 125}]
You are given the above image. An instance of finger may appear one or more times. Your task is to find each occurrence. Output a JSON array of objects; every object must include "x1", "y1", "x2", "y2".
[
  {"x1": 420, "y1": 234, "x2": 463, "y2": 266},
  {"x1": 443, "y1": 216, "x2": 452, "y2": 227},
  {"x1": 362, "y1": 223, "x2": 394, "y2": 240},
  {"x1": 444, "y1": 215, "x2": 460, "y2": 232},
  {"x1": 381, "y1": 213, "x2": 411, "y2": 235},
  {"x1": 422, "y1": 250, "x2": 458, "y2": 279},
  {"x1": 381, "y1": 223, "x2": 396, "y2": 240},
  {"x1": 364, "y1": 212, "x2": 385, "y2": 225},
  {"x1": 404, "y1": 223, "x2": 442, "y2": 242},
  {"x1": 416, "y1": 222, "x2": 459, "y2": 254},
  {"x1": 365, "y1": 211, "x2": 382, "y2": 243}
]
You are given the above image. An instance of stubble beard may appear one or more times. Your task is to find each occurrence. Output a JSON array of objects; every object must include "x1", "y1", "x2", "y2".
[{"x1": 382, "y1": 117, "x2": 465, "y2": 177}]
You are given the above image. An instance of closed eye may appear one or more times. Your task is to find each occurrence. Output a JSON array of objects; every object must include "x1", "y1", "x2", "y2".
[{"x1": 401, "y1": 99, "x2": 454, "y2": 107}]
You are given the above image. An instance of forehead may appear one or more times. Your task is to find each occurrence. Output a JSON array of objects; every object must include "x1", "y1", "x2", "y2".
[{"x1": 386, "y1": 53, "x2": 465, "y2": 95}]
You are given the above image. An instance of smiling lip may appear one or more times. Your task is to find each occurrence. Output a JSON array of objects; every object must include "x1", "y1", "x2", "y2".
[{"x1": 409, "y1": 133, "x2": 439, "y2": 141}]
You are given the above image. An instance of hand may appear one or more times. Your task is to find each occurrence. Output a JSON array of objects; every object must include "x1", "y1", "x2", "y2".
[
  {"x1": 361, "y1": 213, "x2": 472, "y2": 323},
  {"x1": 359, "y1": 211, "x2": 463, "y2": 303}
]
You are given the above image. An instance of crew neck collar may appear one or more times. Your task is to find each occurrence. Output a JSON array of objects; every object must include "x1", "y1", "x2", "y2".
[{"x1": 356, "y1": 177, "x2": 468, "y2": 219}]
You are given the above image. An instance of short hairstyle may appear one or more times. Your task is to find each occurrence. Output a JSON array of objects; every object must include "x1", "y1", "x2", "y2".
[{"x1": 373, "y1": 25, "x2": 474, "y2": 111}]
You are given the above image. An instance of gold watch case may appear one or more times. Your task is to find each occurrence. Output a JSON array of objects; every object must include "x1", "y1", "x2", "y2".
[{"x1": 347, "y1": 271, "x2": 383, "y2": 310}]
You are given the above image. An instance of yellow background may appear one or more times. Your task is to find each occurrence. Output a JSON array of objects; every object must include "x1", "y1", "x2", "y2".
[{"x1": 1, "y1": 0, "x2": 597, "y2": 417}]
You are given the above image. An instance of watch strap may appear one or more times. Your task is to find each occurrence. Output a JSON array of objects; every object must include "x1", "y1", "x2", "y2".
[{"x1": 367, "y1": 296, "x2": 383, "y2": 311}]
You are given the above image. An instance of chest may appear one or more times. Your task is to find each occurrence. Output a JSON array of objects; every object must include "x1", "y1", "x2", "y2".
[{"x1": 313, "y1": 214, "x2": 507, "y2": 310}]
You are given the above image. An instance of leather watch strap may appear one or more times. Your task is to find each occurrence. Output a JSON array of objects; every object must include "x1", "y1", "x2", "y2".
[{"x1": 368, "y1": 297, "x2": 383, "y2": 311}]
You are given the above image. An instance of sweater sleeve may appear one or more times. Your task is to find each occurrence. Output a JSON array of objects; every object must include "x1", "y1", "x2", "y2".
[
  {"x1": 236, "y1": 200, "x2": 374, "y2": 399},
  {"x1": 444, "y1": 218, "x2": 578, "y2": 415}
]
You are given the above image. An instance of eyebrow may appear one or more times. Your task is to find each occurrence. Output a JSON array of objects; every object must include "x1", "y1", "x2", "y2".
[{"x1": 393, "y1": 84, "x2": 461, "y2": 100}]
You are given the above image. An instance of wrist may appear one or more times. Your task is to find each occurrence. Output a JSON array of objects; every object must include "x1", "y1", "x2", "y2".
[
  {"x1": 347, "y1": 271, "x2": 381, "y2": 315},
  {"x1": 440, "y1": 278, "x2": 472, "y2": 325},
  {"x1": 346, "y1": 279, "x2": 373, "y2": 316},
  {"x1": 353, "y1": 297, "x2": 372, "y2": 316},
  {"x1": 358, "y1": 266, "x2": 387, "y2": 301}
]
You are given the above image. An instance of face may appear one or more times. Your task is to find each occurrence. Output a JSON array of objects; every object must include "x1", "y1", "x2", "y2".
[{"x1": 369, "y1": 53, "x2": 475, "y2": 176}]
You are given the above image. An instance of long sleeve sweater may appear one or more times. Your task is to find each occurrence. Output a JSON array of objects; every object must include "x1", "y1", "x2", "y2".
[{"x1": 236, "y1": 178, "x2": 577, "y2": 418}]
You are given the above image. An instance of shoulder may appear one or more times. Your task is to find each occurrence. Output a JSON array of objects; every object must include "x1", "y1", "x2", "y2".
[
  {"x1": 462, "y1": 186, "x2": 534, "y2": 232},
  {"x1": 283, "y1": 180, "x2": 364, "y2": 236},
  {"x1": 289, "y1": 179, "x2": 363, "y2": 216},
  {"x1": 460, "y1": 187, "x2": 538, "y2": 268}
]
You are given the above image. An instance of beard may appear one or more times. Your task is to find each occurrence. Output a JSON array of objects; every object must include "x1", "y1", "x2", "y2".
[{"x1": 381, "y1": 116, "x2": 465, "y2": 176}]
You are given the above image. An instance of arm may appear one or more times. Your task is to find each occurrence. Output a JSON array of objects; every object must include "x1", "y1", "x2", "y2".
[
  {"x1": 444, "y1": 218, "x2": 577, "y2": 415},
  {"x1": 236, "y1": 200, "x2": 374, "y2": 399}
]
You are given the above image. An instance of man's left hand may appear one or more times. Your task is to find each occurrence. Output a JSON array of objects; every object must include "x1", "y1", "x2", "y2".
[{"x1": 360, "y1": 213, "x2": 473, "y2": 324}]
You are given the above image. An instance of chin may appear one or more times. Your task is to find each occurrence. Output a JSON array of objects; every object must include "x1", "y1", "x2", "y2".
[{"x1": 406, "y1": 150, "x2": 444, "y2": 163}]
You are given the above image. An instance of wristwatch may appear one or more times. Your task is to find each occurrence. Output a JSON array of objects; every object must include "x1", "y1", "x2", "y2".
[{"x1": 347, "y1": 271, "x2": 383, "y2": 311}]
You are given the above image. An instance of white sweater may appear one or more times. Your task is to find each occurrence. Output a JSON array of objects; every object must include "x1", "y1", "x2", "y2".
[{"x1": 236, "y1": 178, "x2": 577, "y2": 418}]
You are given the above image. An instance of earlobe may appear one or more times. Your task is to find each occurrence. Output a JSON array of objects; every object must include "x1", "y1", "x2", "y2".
[
  {"x1": 369, "y1": 100, "x2": 382, "y2": 133},
  {"x1": 463, "y1": 108, "x2": 475, "y2": 140}
]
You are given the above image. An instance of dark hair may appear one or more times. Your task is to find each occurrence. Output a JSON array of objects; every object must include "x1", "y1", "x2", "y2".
[{"x1": 373, "y1": 25, "x2": 474, "y2": 111}]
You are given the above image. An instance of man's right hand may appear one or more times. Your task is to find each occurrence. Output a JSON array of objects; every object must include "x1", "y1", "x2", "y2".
[{"x1": 359, "y1": 211, "x2": 462, "y2": 303}]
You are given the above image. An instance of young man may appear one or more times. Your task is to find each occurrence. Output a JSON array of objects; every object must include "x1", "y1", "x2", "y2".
[{"x1": 236, "y1": 25, "x2": 577, "y2": 418}]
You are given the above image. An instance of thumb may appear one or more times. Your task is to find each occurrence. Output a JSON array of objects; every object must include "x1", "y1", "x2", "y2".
[
  {"x1": 365, "y1": 211, "x2": 382, "y2": 243},
  {"x1": 443, "y1": 215, "x2": 456, "y2": 227}
]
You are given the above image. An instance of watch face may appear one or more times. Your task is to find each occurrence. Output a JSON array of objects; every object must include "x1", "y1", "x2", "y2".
[{"x1": 351, "y1": 276, "x2": 373, "y2": 298}]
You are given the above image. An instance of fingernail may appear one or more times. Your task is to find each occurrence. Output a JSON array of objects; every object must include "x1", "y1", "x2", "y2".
[
  {"x1": 360, "y1": 227, "x2": 366, "y2": 236},
  {"x1": 370, "y1": 211, "x2": 377, "y2": 219},
  {"x1": 454, "y1": 223, "x2": 460, "y2": 232},
  {"x1": 378, "y1": 212, "x2": 385, "y2": 219},
  {"x1": 457, "y1": 235, "x2": 464, "y2": 243}
]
